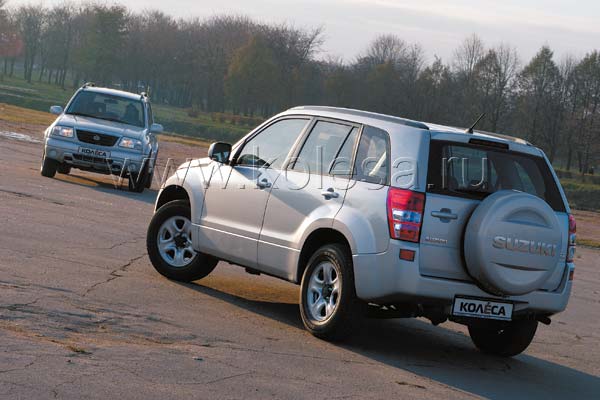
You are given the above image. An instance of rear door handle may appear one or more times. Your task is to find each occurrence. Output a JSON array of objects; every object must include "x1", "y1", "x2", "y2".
[
  {"x1": 257, "y1": 178, "x2": 272, "y2": 189},
  {"x1": 431, "y1": 209, "x2": 458, "y2": 220},
  {"x1": 321, "y1": 187, "x2": 339, "y2": 199}
]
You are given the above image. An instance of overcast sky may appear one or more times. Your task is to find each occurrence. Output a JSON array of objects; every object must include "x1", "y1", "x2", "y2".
[{"x1": 8, "y1": 0, "x2": 600, "y2": 63}]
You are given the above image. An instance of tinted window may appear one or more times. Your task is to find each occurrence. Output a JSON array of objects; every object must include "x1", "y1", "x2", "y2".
[
  {"x1": 427, "y1": 141, "x2": 565, "y2": 211},
  {"x1": 292, "y1": 121, "x2": 354, "y2": 175},
  {"x1": 330, "y1": 127, "x2": 359, "y2": 176},
  {"x1": 67, "y1": 91, "x2": 145, "y2": 127},
  {"x1": 354, "y1": 126, "x2": 389, "y2": 184},
  {"x1": 236, "y1": 118, "x2": 309, "y2": 169}
]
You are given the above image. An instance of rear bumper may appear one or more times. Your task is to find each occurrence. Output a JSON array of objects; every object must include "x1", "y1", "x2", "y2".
[
  {"x1": 44, "y1": 137, "x2": 152, "y2": 175},
  {"x1": 353, "y1": 239, "x2": 573, "y2": 316}
]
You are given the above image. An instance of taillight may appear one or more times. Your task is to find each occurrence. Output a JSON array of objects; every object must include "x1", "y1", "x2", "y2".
[
  {"x1": 567, "y1": 214, "x2": 576, "y2": 263},
  {"x1": 387, "y1": 188, "x2": 425, "y2": 242}
]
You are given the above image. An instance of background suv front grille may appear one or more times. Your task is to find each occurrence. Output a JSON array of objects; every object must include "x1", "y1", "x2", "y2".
[{"x1": 76, "y1": 130, "x2": 119, "y2": 147}]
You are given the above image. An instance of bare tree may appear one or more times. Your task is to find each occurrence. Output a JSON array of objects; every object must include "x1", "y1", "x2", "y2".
[{"x1": 15, "y1": 5, "x2": 45, "y2": 83}]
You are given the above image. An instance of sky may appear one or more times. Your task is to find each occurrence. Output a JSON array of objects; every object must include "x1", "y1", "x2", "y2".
[{"x1": 7, "y1": 0, "x2": 600, "y2": 64}]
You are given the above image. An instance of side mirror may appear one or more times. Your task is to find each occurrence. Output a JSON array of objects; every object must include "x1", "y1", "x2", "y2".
[
  {"x1": 150, "y1": 123, "x2": 163, "y2": 133},
  {"x1": 208, "y1": 142, "x2": 232, "y2": 163},
  {"x1": 50, "y1": 105, "x2": 63, "y2": 115}
]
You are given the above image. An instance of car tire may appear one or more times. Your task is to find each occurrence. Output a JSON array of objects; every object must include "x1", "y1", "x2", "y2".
[
  {"x1": 468, "y1": 320, "x2": 538, "y2": 357},
  {"x1": 145, "y1": 169, "x2": 154, "y2": 188},
  {"x1": 128, "y1": 172, "x2": 145, "y2": 193},
  {"x1": 40, "y1": 155, "x2": 58, "y2": 178},
  {"x1": 57, "y1": 164, "x2": 71, "y2": 174},
  {"x1": 147, "y1": 200, "x2": 218, "y2": 282},
  {"x1": 299, "y1": 243, "x2": 362, "y2": 341}
]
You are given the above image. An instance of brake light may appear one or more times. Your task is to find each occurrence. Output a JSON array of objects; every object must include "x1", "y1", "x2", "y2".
[
  {"x1": 567, "y1": 214, "x2": 576, "y2": 263},
  {"x1": 387, "y1": 188, "x2": 425, "y2": 242}
]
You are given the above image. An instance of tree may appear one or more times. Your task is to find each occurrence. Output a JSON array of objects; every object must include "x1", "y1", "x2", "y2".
[
  {"x1": 225, "y1": 36, "x2": 280, "y2": 116},
  {"x1": 15, "y1": 5, "x2": 45, "y2": 83},
  {"x1": 473, "y1": 45, "x2": 519, "y2": 132},
  {"x1": 516, "y1": 46, "x2": 562, "y2": 159},
  {"x1": 570, "y1": 52, "x2": 600, "y2": 174}
]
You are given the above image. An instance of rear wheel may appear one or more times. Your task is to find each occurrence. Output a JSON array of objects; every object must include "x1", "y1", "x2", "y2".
[
  {"x1": 468, "y1": 320, "x2": 538, "y2": 357},
  {"x1": 299, "y1": 243, "x2": 361, "y2": 341},
  {"x1": 147, "y1": 200, "x2": 218, "y2": 282},
  {"x1": 40, "y1": 155, "x2": 58, "y2": 177}
]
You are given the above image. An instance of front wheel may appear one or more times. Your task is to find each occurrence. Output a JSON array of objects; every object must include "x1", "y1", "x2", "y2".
[
  {"x1": 468, "y1": 320, "x2": 538, "y2": 357},
  {"x1": 146, "y1": 200, "x2": 218, "y2": 282},
  {"x1": 299, "y1": 243, "x2": 362, "y2": 341},
  {"x1": 128, "y1": 172, "x2": 145, "y2": 192}
]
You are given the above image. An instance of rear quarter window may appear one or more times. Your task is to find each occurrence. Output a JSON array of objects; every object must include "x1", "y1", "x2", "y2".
[{"x1": 427, "y1": 140, "x2": 565, "y2": 212}]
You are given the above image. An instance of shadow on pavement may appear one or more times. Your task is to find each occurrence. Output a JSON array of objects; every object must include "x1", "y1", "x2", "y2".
[
  {"x1": 176, "y1": 279, "x2": 600, "y2": 400},
  {"x1": 54, "y1": 172, "x2": 158, "y2": 204}
]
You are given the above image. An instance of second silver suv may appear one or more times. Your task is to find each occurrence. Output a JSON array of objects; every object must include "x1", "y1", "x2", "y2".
[
  {"x1": 41, "y1": 84, "x2": 161, "y2": 192},
  {"x1": 147, "y1": 106, "x2": 576, "y2": 357}
]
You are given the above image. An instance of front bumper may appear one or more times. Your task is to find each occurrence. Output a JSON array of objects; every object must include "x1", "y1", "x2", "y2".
[
  {"x1": 353, "y1": 239, "x2": 573, "y2": 317},
  {"x1": 44, "y1": 137, "x2": 152, "y2": 175}
]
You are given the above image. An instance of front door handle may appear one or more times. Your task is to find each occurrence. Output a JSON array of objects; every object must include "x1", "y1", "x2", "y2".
[
  {"x1": 257, "y1": 178, "x2": 272, "y2": 189},
  {"x1": 321, "y1": 187, "x2": 339, "y2": 199},
  {"x1": 431, "y1": 209, "x2": 458, "y2": 220}
]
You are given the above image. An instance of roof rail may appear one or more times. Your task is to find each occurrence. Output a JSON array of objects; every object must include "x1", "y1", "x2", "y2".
[
  {"x1": 82, "y1": 82, "x2": 95, "y2": 88},
  {"x1": 290, "y1": 106, "x2": 429, "y2": 130}
]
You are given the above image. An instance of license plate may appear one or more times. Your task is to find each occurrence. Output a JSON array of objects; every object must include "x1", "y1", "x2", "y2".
[
  {"x1": 79, "y1": 147, "x2": 109, "y2": 158},
  {"x1": 452, "y1": 297, "x2": 513, "y2": 321}
]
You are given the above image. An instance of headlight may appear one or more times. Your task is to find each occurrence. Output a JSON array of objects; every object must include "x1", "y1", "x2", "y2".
[
  {"x1": 51, "y1": 126, "x2": 74, "y2": 138},
  {"x1": 119, "y1": 137, "x2": 143, "y2": 150}
]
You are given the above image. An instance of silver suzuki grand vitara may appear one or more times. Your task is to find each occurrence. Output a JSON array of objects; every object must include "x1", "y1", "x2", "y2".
[
  {"x1": 41, "y1": 83, "x2": 162, "y2": 192},
  {"x1": 147, "y1": 106, "x2": 576, "y2": 357}
]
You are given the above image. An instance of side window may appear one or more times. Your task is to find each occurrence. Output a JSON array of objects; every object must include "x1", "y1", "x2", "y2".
[
  {"x1": 236, "y1": 118, "x2": 309, "y2": 170},
  {"x1": 330, "y1": 127, "x2": 359, "y2": 176},
  {"x1": 291, "y1": 120, "x2": 355, "y2": 175},
  {"x1": 354, "y1": 126, "x2": 389, "y2": 184}
]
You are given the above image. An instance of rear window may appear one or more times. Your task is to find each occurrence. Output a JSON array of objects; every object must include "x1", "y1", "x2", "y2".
[{"x1": 427, "y1": 141, "x2": 565, "y2": 211}]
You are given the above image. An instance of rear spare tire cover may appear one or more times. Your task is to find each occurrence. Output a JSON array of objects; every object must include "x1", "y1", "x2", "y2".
[{"x1": 464, "y1": 190, "x2": 563, "y2": 296}]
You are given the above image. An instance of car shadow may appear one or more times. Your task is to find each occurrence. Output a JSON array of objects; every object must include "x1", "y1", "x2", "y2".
[
  {"x1": 54, "y1": 172, "x2": 158, "y2": 204},
  {"x1": 174, "y1": 278, "x2": 600, "y2": 400}
]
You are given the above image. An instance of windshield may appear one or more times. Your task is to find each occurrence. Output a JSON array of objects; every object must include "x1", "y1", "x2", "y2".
[
  {"x1": 67, "y1": 91, "x2": 145, "y2": 128},
  {"x1": 427, "y1": 140, "x2": 565, "y2": 212}
]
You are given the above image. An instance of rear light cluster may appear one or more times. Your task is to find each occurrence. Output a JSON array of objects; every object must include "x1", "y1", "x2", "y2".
[
  {"x1": 567, "y1": 214, "x2": 576, "y2": 263},
  {"x1": 387, "y1": 188, "x2": 425, "y2": 242}
]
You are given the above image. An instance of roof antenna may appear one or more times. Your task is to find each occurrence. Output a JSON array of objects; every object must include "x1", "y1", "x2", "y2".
[{"x1": 466, "y1": 113, "x2": 485, "y2": 134}]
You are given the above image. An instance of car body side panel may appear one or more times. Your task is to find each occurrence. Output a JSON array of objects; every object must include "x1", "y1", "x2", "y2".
[{"x1": 332, "y1": 180, "x2": 389, "y2": 254}]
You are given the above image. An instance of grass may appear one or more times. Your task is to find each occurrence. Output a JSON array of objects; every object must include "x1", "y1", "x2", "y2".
[
  {"x1": 0, "y1": 103, "x2": 56, "y2": 125},
  {"x1": 0, "y1": 102, "x2": 210, "y2": 147},
  {"x1": 578, "y1": 238, "x2": 600, "y2": 249},
  {"x1": 0, "y1": 74, "x2": 256, "y2": 143},
  {"x1": 560, "y1": 179, "x2": 600, "y2": 211}
]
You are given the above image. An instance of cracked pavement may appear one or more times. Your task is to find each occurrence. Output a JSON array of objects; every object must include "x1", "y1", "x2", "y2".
[{"x1": 1, "y1": 125, "x2": 600, "y2": 399}]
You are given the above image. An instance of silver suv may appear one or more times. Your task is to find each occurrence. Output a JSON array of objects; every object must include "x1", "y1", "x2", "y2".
[
  {"x1": 41, "y1": 83, "x2": 161, "y2": 192},
  {"x1": 147, "y1": 106, "x2": 576, "y2": 357}
]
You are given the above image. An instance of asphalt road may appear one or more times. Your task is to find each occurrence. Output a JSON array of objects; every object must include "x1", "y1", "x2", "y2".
[{"x1": 1, "y1": 131, "x2": 599, "y2": 399}]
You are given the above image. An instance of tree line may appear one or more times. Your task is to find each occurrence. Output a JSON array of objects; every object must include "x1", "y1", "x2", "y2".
[{"x1": 0, "y1": 1, "x2": 598, "y2": 173}]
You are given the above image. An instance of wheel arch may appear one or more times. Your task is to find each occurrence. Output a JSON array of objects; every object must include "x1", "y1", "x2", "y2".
[
  {"x1": 296, "y1": 228, "x2": 352, "y2": 284},
  {"x1": 155, "y1": 185, "x2": 191, "y2": 211}
]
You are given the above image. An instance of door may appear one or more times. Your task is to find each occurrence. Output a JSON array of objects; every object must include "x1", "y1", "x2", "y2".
[
  {"x1": 197, "y1": 118, "x2": 310, "y2": 267},
  {"x1": 258, "y1": 119, "x2": 359, "y2": 279}
]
